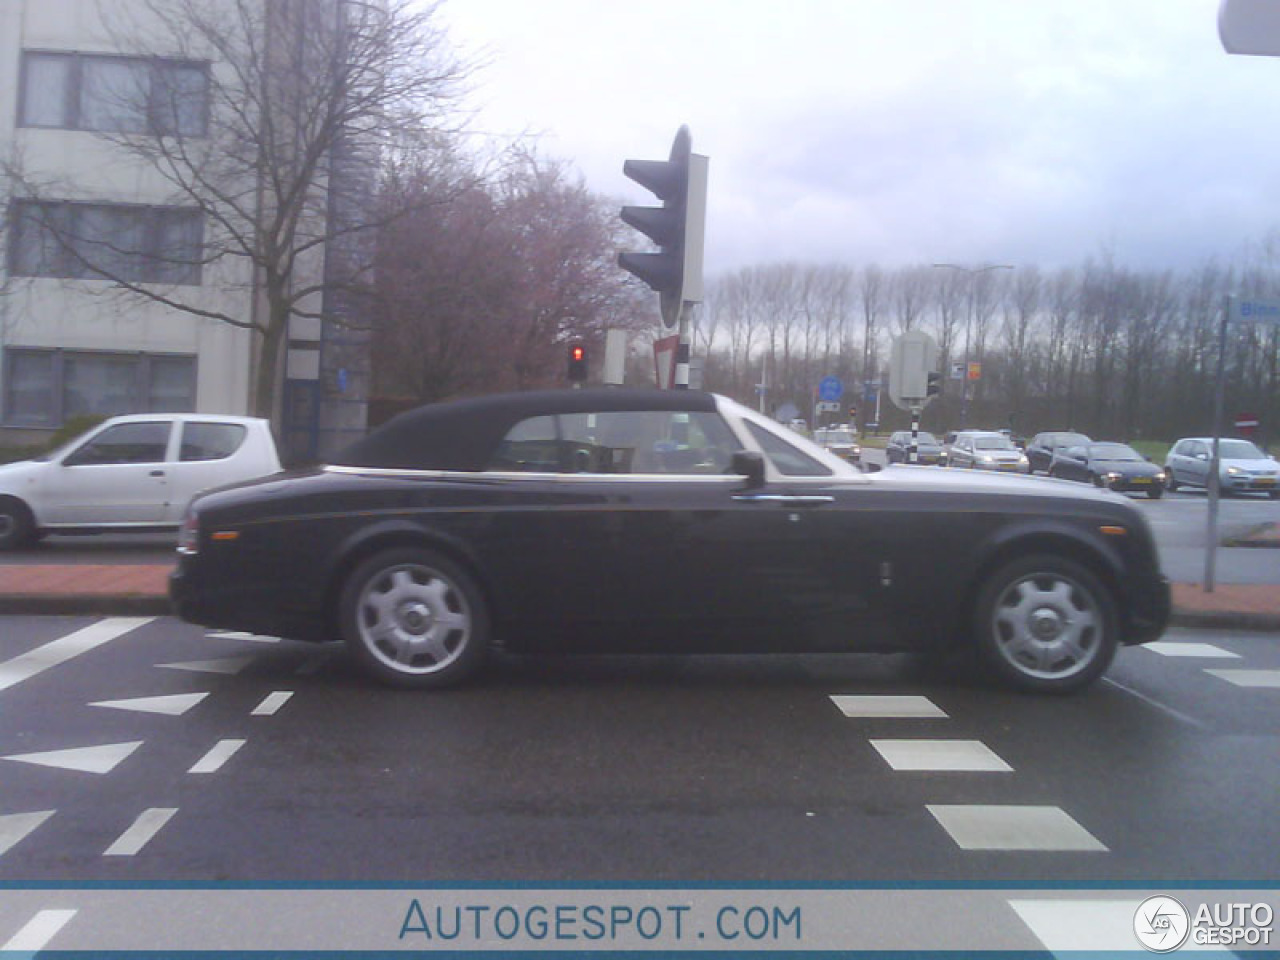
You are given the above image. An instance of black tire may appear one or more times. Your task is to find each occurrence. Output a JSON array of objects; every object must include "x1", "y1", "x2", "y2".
[
  {"x1": 1091, "y1": 473, "x2": 1104, "y2": 488},
  {"x1": 0, "y1": 497, "x2": 36, "y2": 551},
  {"x1": 339, "y1": 548, "x2": 489, "y2": 689},
  {"x1": 1165, "y1": 471, "x2": 1178, "y2": 491},
  {"x1": 1147, "y1": 486, "x2": 1164, "y2": 499},
  {"x1": 972, "y1": 554, "x2": 1119, "y2": 694}
]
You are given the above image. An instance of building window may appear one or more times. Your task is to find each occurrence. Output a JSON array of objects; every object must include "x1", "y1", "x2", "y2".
[
  {"x1": 19, "y1": 51, "x2": 209, "y2": 137},
  {"x1": 9, "y1": 200, "x2": 203, "y2": 285},
  {"x1": 2, "y1": 349, "x2": 196, "y2": 428}
]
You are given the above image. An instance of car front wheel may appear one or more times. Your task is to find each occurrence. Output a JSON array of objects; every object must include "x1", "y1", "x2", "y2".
[
  {"x1": 1165, "y1": 471, "x2": 1178, "y2": 491},
  {"x1": 340, "y1": 548, "x2": 489, "y2": 689},
  {"x1": 0, "y1": 497, "x2": 36, "y2": 551},
  {"x1": 973, "y1": 555, "x2": 1118, "y2": 694}
]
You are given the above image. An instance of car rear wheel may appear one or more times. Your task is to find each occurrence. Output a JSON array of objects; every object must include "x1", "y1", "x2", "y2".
[
  {"x1": 0, "y1": 497, "x2": 36, "y2": 551},
  {"x1": 973, "y1": 555, "x2": 1118, "y2": 694},
  {"x1": 340, "y1": 548, "x2": 489, "y2": 689}
]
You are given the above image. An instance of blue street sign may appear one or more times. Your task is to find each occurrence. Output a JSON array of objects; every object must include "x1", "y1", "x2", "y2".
[{"x1": 818, "y1": 376, "x2": 843, "y2": 402}]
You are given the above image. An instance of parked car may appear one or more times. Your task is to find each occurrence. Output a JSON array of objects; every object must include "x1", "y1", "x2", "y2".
[
  {"x1": 1164, "y1": 437, "x2": 1280, "y2": 497},
  {"x1": 1026, "y1": 431, "x2": 1092, "y2": 474},
  {"x1": 0, "y1": 413, "x2": 282, "y2": 549},
  {"x1": 813, "y1": 425, "x2": 861, "y2": 463},
  {"x1": 947, "y1": 431, "x2": 1031, "y2": 473},
  {"x1": 1048, "y1": 442, "x2": 1166, "y2": 498},
  {"x1": 886, "y1": 430, "x2": 947, "y2": 465},
  {"x1": 171, "y1": 388, "x2": 1169, "y2": 694}
]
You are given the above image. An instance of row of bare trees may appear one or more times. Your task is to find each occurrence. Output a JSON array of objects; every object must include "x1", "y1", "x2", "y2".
[{"x1": 694, "y1": 255, "x2": 1280, "y2": 444}]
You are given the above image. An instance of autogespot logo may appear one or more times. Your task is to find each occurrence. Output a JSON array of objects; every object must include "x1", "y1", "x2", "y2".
[{"x1": 1134, "y1": 896, "x2": 1191, "y2": 953}]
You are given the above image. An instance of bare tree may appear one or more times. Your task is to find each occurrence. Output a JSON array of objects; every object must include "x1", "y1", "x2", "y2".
[{"x1": 6, "y1": 0, "x2": 467, "y2": 422}]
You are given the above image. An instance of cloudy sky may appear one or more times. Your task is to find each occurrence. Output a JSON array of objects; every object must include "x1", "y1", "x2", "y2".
[{"x1": 438, "y1": 0, "x2": 1280, "y2": 277}]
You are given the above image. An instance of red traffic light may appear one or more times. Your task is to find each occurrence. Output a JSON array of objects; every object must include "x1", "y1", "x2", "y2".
[{"x1": 568, "y1": 343, "x2": 588, "y2": 383}]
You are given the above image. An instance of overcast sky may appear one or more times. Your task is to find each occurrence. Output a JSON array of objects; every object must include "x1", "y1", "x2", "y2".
[{"x1": 437, "y1": 0, "x2": 1280, "y2": 278}]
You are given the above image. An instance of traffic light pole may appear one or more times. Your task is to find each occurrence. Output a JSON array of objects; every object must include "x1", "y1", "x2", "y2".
[{"x1": 673, "y1": 303, "x2": 691, "y2": 389}]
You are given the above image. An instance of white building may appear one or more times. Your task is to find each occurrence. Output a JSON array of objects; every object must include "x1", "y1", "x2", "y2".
[{"x1": 0, "y1": 0, "x2": 370, "y2": 461}]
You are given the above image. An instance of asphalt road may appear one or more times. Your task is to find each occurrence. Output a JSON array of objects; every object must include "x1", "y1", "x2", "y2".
[{"x1": 0, "y1": 615, "x2": 1276, "y2": 885}]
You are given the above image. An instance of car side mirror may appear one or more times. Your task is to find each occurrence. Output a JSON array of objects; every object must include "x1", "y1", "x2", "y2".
[{"x1": 731, "y1": 450, "x2": 766, "y2": 488}]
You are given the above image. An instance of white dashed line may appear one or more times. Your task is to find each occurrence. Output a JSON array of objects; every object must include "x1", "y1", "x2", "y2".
[
  {"x1": 870, "y1": 739, "x2": 1013, "y2": 772},
  {"x1": 189, "y1": 739, "x2": 246, "y2": 774},
  {"x1": 1141, "y1": 641, "x2": 1240, "y2": 658},
  {"x1": 2, "y1": 909, "x2": 77, "y2": 952},
  {"x1": 830, "y1": 695, "x2": 949, "y2": 718},
  {"x1": 0, "y1": 618, "x2": 153, "y2": 693},
  {"x1": 1203, "y1": 669, "x2": 1280, "y2": 689},
  {"x1": 251, "y1": 691, "x2": 293, "y2": 716},
  {"x1": 926, "y1": 804, "x2": 1108, "y2": 852},
  {"x1": 104, "y1": 807, "x2": 177, "y2": 856}
]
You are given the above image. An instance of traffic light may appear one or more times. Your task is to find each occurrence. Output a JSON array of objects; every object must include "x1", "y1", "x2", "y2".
[
  {"x1": 619, "y1": 125, "x2": 708, "y2": 328},
  {"x1": 926, "y1": 371, "x2": 943, "y2": 398},
  {"x1": 567, "y1": 342, "x2": 588, "y2": 384}
]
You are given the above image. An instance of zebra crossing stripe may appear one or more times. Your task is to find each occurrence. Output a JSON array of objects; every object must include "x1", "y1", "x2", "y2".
[
  {"x1": 104, "y1": 808, "x2": 178, "y2": 856},
  {"x1": 2, "y1": 909, "x2": 77, "y2": 952}
]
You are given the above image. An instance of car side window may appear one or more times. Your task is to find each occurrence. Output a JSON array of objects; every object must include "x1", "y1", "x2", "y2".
[
  {"x1": 560, "y1": 410, "x2": 739, "y2": 475},
  {"x1": 743, "y1": 421, "x2": 833, "y2": 477},
  {"x1": 180, "y1": 423, "x2": 247, "y2": 462},
  {"x1": 63, "y1": 421, "x2": 170, "y2": 466},
  {"x1": 488, "y1": 411, "x2": 740, "y2": 476}
]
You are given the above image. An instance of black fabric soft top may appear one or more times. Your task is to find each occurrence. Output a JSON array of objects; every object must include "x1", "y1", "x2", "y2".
[{"x1": 332, "y1": 388, "x2": 720, "y2": 471}]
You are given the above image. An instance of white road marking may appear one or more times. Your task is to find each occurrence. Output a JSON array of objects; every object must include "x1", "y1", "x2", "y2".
[
  {"x1": 157, "y1": 656, "x2": 255, "y2": 675},
  {"x1": 0, "y1": 810, "x2": 55, "y2": 858},
  {"x1": 871, "y1": 739, "x2": 1013, "y2": 772},
  {"x1": 2, "y1": 741, "x2": 144, "y2": 774},
  {"x1": 207, "y1": 631, "x2": 279, "y2": 644},
  {"x1": 1204, "y1": 669, "x2": 1280, "y2": 689},
  {"x1": 926, "y1": 804, "x2": 1109, "y2": 851},
  {"x1": 89, "y1": 692, "x2": 209, "y2": 716},
  {"x1": 1009, "y1": 899, "x2": 1230, "y2": 953},
  {"x1": 1141, "y1": 641, "x2": 1241, "y2": 658},
  {"x1": 2, "y1": 909, "x2": 77, "y2": 952},
  {"x1": 830, "y1": 695, "x2": 949, "y2": 718},
  {"x1": 0, "y1": 618, "x2": 153, "y2": 693},
  {"x1": 189, "y1": 739, "x2": 246, "y2": 774},
  {"x1": 104, "y1": 807, "x2": 177, "y2": 856},
  {"x1": 251, "y1": 691, "x2": 293, "y2": 716}
]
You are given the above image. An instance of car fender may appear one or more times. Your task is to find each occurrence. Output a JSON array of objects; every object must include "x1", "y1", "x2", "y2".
[
  {"x1": 319, "y1": 517, "x2": 499, "y2": 635},
  {"x1": 966, "y1": 518, "x2": 1127, "y2": 607}
]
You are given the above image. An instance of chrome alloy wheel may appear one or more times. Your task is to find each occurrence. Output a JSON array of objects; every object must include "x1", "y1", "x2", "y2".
[
  {"x1": 990, "y1": 571, "x2": 1103, "y2": 682},
  {"x1": 354, "y1": 562, "x2": 473, "y2": 676}
]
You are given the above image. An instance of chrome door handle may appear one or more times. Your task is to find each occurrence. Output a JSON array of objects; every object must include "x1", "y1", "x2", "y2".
[
  {"x1": 732, "y1": 494, "x2": 834, "y2": 506},
  {"x1": 150, "y1": 470, "x2": 165, "y2": 477}
]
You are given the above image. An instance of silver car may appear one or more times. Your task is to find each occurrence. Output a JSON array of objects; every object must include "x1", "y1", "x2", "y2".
[
  {"x1": 948, "y1": 431, "x2": 1031, "y2": 473},
  {"x1": 1164, "y1": 437, "x2": 1279, "y2": 497}
]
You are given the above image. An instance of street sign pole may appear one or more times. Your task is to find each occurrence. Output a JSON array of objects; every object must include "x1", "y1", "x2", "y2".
[
  {"x1": 909, "y1": 405, "x2": 921, "y2": 464},
  {"x1": 1204, "y1": 295, "x2": 1230, "y2": 592}
]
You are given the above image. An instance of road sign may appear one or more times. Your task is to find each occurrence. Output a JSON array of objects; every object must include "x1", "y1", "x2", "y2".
[
  {"x1": 1230, "y1": 296, "x2": 1280, "y2": 324},
  {"x1": 950, "y1": 361, "x2": 965, "y2": 381},
  {"x1": 966, "y1": 361, "x2": 982, "y2": 381},
  {"x1": 818, "y1": 376, "x2": 843, "y2": 402}
]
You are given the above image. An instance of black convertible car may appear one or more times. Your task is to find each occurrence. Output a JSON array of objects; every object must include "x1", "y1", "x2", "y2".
[{"x1": 170, "y1": 389, "x2": 1169, "y2": 693}]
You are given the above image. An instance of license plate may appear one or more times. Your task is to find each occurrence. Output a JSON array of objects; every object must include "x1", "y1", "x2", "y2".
[
  {"x1": 1132, "y1": 477, "x2": 1150, "y2": 484},
  {"x1": 1257, "y1": 477, "x2": 1276, "y2": 487}
]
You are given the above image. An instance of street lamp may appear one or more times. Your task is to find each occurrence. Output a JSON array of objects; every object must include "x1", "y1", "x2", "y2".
[{"x1": 931, "y1": 262, "x2": 1014, "y2": 426}]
